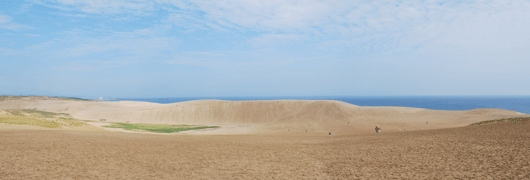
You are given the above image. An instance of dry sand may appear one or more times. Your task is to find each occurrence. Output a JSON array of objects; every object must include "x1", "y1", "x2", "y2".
[
  {"x1": 1, "y1": 120, "x2": 529, "y2": 179},
  {"x1": 0, "y1": 99, "x2": 529, "y2": 179}
]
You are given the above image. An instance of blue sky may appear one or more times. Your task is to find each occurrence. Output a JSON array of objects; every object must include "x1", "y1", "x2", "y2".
[{"x1": 1, "y1": 0, "x2": 529, "y2": 99}]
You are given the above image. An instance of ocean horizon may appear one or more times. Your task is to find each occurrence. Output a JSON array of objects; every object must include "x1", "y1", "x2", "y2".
[{"x1": 103, "y1": 95, "x2": 530, "y2": 114}]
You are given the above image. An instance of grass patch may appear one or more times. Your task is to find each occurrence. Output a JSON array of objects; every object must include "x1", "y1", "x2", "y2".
[
  {"x1": 469, "y1": 117, "x2": 530, "y2": 126},
  {"x1": 6, "y1": 109, "x2": 70, "y2": 118},
  {"x1": 6, "y1": 109, "x2": 60, "y2": 118},
  {"x1": 58, "y1": 97, "x2": 90, "y2": 101},
  {"x1": 5, "y1": 109, "x2": 24, "y2": 116},
  {"x1": 103, "y1": 123, "x2": 219, "y2": 133},
  {"x1": 2, "y1": 109, "x2": 85, "y2": 128},
  {"x1": 0, "y1": 116, "x2": 62, "y2": 128},
  {"x1": 22, "y1": 109, "x2": 58, "y2": 118},
  {"x1": 57, "y1": 117, "x2": 86, "y2": 127}
]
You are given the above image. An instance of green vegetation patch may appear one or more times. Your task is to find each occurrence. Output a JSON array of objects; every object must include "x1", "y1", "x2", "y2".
[
  {"x1": 57, "y1": 117, "x2": 86, "y2": 127},
  {"x1": 0, "y1": 95, "x2": 30, "y2": 101},
  {"x1": 21, "y1": 109, "x2": 59, "y2": 118},
  {"x1": 5, "y1": 109, "x2": 24, "y2": 116},
  {"x1": 469, "y1": 117, "x2": 530, "y2": 126},
  {"x1": 0, "y1": 116, "x2": 61, "y2": 128},
  {"x1": 59, "y1": 97, "x2": 91, "y2": 101},
  {"x1": 2, "y1": 109, "x2": 85, "y2": 128},
  {"x1": 103, "y1": 123, "x2": 219, "y2": 133},
  {"x1": 6, "y1": 109, "x2": 70, "y2": 118}
]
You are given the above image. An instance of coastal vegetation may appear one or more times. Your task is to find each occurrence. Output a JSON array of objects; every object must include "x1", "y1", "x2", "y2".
[
  {"x1": 1, "y1": 108, "x2": 218, "y2": 133},
  {"x1": 0, "y1": 109, "x2": 86, "y2": 128},
  {"x1": 102, "y1": 122, "x2": 219, "y2": 133},
  {"x1": 6, "y1": 109, "x2": 60, "y2": 118},
  {"x1": 57, "y1": 117, "x2": 86, "y2": 126},
  {"x1": 469, "y1": 117, "x2": 529, "y2": 126},
  {"x1": 0, "y1": 116, "x2": 62, "y2": 128}
]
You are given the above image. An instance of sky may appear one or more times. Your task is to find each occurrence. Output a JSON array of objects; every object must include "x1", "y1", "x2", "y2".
[{"x1": 0, "y1": 0, "x2": 529, "y2": 99}]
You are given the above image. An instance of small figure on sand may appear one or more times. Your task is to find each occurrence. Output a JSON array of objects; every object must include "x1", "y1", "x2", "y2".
[
  {"x1": 329, "y1": 132, "x2": 331, "y2": 136},
  {"x1": 375, "y1": 126, "x2": 380, "y2": 133}
]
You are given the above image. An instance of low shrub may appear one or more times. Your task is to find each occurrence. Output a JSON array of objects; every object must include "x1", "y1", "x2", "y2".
[
  {"x1": 469, "y1": 117, "x2": 530, "y2": 126},
  {"x1": 103, "y1": 123, "x2": 219, "y2": 133},
  {"x1": 0, "y1": 116, "x2": 61, "y2": 128}
]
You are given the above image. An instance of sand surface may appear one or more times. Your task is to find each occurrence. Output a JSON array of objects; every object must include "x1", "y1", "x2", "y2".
[
  {"x1": 1, "y1": 120, "x2": 529, "y2": 179},
  {"x1": 1, "y1": 99, "x2": 529, "y2": 179},
  {"x1": 0, "y1": 99, "x2": 527, "y2": 135}
]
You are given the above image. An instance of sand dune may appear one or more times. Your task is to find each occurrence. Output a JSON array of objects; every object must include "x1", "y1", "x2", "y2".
[
  {"x1": 1, "y1": 99, "x2": 529, "y2": 179},
  {"x1": 0, "y1": 99, "x2": 526, "y2": 135}
]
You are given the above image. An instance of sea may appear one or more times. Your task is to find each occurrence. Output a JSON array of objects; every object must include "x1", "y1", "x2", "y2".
[{"x1": 104, "y1": 96, "x2": 530, "y2": 114}]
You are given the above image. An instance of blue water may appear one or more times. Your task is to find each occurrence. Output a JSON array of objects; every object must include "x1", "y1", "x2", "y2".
[{"x1": 105, "y1": 96, "x2": 530, "y2": 114}]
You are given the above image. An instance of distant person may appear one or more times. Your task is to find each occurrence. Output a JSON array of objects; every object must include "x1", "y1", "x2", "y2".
[
  {"x1": 375, "y1": 126, "x2": 380, "y2": 133},
  {"x1": 329, "y1": 132, "x2": 331, "y2": 136}
]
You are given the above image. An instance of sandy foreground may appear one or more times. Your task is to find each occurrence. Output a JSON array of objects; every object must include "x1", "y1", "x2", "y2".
[
  {"x1": 1, "y1": 99, "x2": 529, "y2": 179},
  {"x1": 1, "y1": 122, "x2": 529, "y2": 179}
]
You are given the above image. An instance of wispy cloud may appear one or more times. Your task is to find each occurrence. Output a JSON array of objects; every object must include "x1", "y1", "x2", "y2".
[
  {"x1": 4, "y1": 0, "x2": 530, "y2": 96},
  {"x1": 0, "y1": 15, "x2": 11, "y2": 24},
  {"x1": 37, "y1": 0, "x2": 530, "y2": 51},
  {"x1": 38, "y1": 0, "x2": 156, "y2": 15},
  {"x1": 0, "y1": 14, "x2": 30, "y2": 30},
  {"x1": 160, "y1": 0, "x2": 530, "y2": 52}
]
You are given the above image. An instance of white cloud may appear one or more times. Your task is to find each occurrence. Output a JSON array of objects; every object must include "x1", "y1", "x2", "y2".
[
  {"x1": 30, "y1": 0, "x2": 530, "y2": 53},
  {"x1": 41, "y1": 0, "x2": 156, "y2": 14},
  {"x1": 167, "y1": 11, "x2": 210, "y2": 30},
  {"x1": 155, "y1": 0, "x2": 530, "y2": 52},
  {"x1": 0, "y1": 23, "x2": 30, "y2": 30},
  {"x1": 0, "y1": 14, "x2": 31, "y2": 30},
  {"x1": 0, "y1": 15, "x2": 11, "y2": 24}
]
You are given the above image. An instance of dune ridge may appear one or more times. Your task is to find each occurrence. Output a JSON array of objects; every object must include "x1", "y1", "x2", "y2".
[{"x1": 0, "y1": 99, "x2": 527, "y2": 135}]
